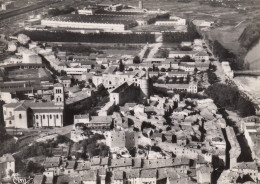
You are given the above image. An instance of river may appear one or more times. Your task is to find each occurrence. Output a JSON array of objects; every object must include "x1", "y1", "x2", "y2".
[{"x1": 245, "y1": 39, "x2": 260, "y2": 70}]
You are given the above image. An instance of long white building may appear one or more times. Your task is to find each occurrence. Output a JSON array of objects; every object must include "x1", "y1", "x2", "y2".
[{"x1": 41, "y1": 14, "x2": 137, "y2": 32}]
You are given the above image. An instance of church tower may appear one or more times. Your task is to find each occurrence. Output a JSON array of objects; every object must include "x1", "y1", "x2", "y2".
[
  {"x1": 53, "y1": 83, "x2": 64, "y2": 106},
  {"x1": 140, "y1": 71, "x2": 150, "y2": 98}
]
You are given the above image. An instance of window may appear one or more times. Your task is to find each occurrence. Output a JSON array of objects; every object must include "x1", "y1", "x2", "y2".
[
  {"x1": 9, "y1": 121, "x2": 12, "y2": 125},
  {"x1": 19, "y1": 114, "x2": 22, "y2": 119},
  {"x1": 56, "y1": 115, "x2": 59, "y2": 119},
  {"x1": 50, "y1": 115, "x2": 52, "y2": 119},
  {"x1": 43, "y1": 115, "x2": 45, "y2": 119},
  {"x1": 36, "y1": 115, "x2": 38, "y2": 119}
]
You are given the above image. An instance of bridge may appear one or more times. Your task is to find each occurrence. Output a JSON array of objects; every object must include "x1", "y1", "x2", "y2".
[{"x1": 234, "y1": 70, "x2": 260, "y2": 76}]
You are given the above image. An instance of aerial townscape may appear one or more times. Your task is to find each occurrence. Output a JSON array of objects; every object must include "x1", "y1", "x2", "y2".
[{"x1": 0, "y1": 0, "x2": 260, "y2": 183}]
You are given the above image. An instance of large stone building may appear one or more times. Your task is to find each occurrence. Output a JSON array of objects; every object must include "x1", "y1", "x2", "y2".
[
  {"x1": 3, "y1": 83, "x2": 65, "y2": 128},
  {"x1": 93, "y1": 71, "x2": 151, "y2": 104},
  {"x1": 41, "y1": 14, "x2": 137, "y2": 32}
]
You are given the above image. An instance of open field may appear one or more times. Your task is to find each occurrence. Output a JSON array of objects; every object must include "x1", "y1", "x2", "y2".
[{"x1": 7, "y1": 68, "x2": 52, "y2": 81}]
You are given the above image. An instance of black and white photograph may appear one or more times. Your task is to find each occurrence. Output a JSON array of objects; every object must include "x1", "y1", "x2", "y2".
[{"x1": 0, "y1": 0, "x2": 260, "y2": 183}]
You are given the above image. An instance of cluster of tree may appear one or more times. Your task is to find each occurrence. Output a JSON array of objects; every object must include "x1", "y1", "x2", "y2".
[
  {"x1": 205, "y1": 83, "x2": 256, "y2": 117},
  {"x1": 180, "y1": 46, "x2": 192, "y2": 51},
  {"x1": 133, "y1": 56, "x2": 141, "y2": 64},
  {"x1": 15, "y1": 157, "x2": 44, "y2": 176},
  {"x1": 156, "y1": 13, "x2": 170, "y2": 20},
  {"x1": 79, "y1": 134, "x2": 109, "y2": 158},
  {"x1": 155, "y1": 49, "x2": 169, "y2": 58},
  {"x1": 162, "y1": 22, "x2": 201, "y2": 43},
  {"x1": 211, "y1": 40, "x2": 244, "y2": 70},
  {"x1": 180, "y1": 55, "x2": 195, "y2": 62},
  {"x1": 17, "y1": 135, "x2": 72, "y2": 160},
  {"x1": 0, "y1": 138, "x2": 17, "y2": 157},
  {"x1": 20, "y1": 30, "x2": 156, "y2": 43},
  {"x1": 0, "y1": 101, "x2": 7, "y2": 142},
  {"x1": 48, "y1": 6, "x2": 75, "y2": 16},
  {"x1": 56, "y1": 45, "x2": 101, "y2": 55}
]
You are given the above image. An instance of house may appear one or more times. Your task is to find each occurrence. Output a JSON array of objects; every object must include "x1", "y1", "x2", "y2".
[
  {"x1": 0, "y1": 154, "x2": 15, "y2": 178},
  {"x1": 44, "y1": 157, "x2": 61, "y2": 175},
  {"x1": 75, "y1": 161, "x2": 91, "y2": 174},
  {"x1": 100, "y1": 157, "x2": 109, "y2": 169},
  {"x1": 82, "y1": 170, "x2": 97, "y2": 184},
  {"x1": 90, "y1": 157, "x2": 101, "y2": 170},
  {"x1": 64, "y1": 161, "x2": 76, "y2": 175},
  {"x1": 88, "y1": 116, "x2": 113, "y2": 130},
  {"x1": 112, "y1": 170, "x2": 124, "y2": 184},
  {"x1": 109, "y1": 158, "x2": 132, "y2": 171},
  {"x1": 196, "y1": 165, "x2": 213, "y2": 184},
  {"x1": 58, "y1": 76, "x2": 71, "y2": 88},
  {"x1": 125, "y1": 169, "x2": 140, "y2": 184},
  {"x1": 74, "y1": 114, "x2": 90, "y2": 125},
  {"x1": 33, "y1": 175, "x2": 45, "y2": 184},
  {"x1": 140, "y1": 169, "x2": 157, "y2": 184},
  {"x1": 105, "y1": 131, "x2": 125, "y2": 148}
]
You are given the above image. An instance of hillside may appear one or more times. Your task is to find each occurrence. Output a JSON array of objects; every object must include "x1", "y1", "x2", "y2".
[{"x1": 239, "y1": 23, "x2": 260, "y2": 51}]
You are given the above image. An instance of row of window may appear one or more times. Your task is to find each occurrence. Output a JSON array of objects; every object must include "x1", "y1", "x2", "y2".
[{"x1": 35, "y1": 114, "x2": 61, "y2": 119}]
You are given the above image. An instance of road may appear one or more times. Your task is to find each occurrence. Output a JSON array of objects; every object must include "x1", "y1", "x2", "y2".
[{"x1": 147, "y1": 42, "x2": 163, "y2": 58}]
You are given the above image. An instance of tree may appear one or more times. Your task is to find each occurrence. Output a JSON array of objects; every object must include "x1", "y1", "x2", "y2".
[
  {"x1": 180, "y1": 55, "x2": 194, "y2": 62},
  {"x1": 160, "y1": 68, "x2": 166, "y2": 72},
  {"x1": 119, "y1": 60, "x2": 125, "y2": 72},
  {"x1": 133, "y1": 56, "x2": 141, "y2": 64},
  {"x1": 181, "y1": 46, "x2": 192, "y2": 51}
]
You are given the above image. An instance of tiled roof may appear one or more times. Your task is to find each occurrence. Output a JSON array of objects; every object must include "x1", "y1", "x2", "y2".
[
  {"x1": 140, "y1": 169, "x2": 157, "y2": 178},
  {"x1": 110, "y1": 158, "x2": 132, "y2": 168},
  {"x1": 125, "y1": 169, "x2": 140, "y2": 179},
  {"x1": 113, "y1": 170, "x2": 124, "y2": 180},
  {"x1": 75, "y1": 161, "x2": 91, "y2": 171},
  {"x1": 66, "y1": 161, "x2": 76, "y2": 169}
]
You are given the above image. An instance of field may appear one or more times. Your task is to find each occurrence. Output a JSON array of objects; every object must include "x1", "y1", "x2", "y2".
[{"x1": 7, "y1": 68, "x2": 53, "y2": 81}]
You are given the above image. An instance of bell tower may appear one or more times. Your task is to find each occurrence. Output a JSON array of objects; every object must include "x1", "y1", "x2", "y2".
[{"x1": 53, "y1": 83, "x2": 64, "y2": 106}]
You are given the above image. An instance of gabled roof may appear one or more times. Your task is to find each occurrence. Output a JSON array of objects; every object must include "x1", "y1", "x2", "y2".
[
  {"x1": 0, "y1": 154, "x2": 15, "y2": 163},
  {"x1": 14, "y1": 103, "x2": 28, "y2": 111}
]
